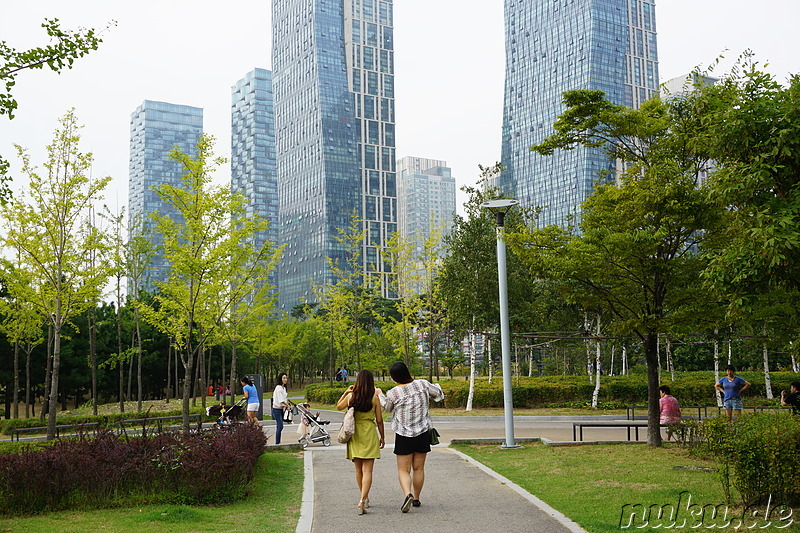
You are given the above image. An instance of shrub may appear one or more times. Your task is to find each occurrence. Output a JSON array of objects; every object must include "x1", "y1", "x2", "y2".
[
  {"x1": 689, "y1": 413, "x2": 800, "y2": 506},
  {"x1": 0, "y1": 424, "x2": 266, "y2": 516}
]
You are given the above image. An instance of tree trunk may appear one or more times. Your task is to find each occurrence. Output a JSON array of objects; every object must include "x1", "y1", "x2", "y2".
[
  {"x1": 135, "y1": 306, "x2": 143, "y2": 412},
  {"x1": 466, "y1": 330, "x2": 476, "y2": 411},
  {"x1": 666, "y1": 338, "x2": 675, "y2": 381},
  {"x1": 645, "y1": 331, "x2": 662, "y2": 447},
  {"x1": 117, "y1": 296, "x2": 125, "y2": 413},
  {"x1": 713, "y1": 330, "x2": 723, "y2": 407},
  {"x1": 763, "y1": 341, "x2": 774, "y2": 400},
  {"x1": 591, "y1": 314, "x2": 601, "y2": 409},
  {"x1": 47, "y1": 323, "x2": 62, "y2": 440},
  {"x1": 487, "y1": 338, "x2": 493, "y2": 385},
  {"x1": 41, "y1": 323, "x2": 53, "y2": 424},
  {"x1": 622, "y1": 344, "x2": 628, "y2": 375},
  {"x1": 12, "y1": 341, "x2": 19, "y2": 419},
  {"x1": 89, "y1": 306, "x2": 98, "y2": 415},
  {"x1": 25, "y1": 344, "x2": 31, "y2": 418},
  {"x1": 230, "y1": 339, "x2": 239, "y2": 405}
]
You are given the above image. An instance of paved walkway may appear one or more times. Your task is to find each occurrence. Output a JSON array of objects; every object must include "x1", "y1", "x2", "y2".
[{"x1": 268, "y1": 410, "x2": 663, "y2": 533}]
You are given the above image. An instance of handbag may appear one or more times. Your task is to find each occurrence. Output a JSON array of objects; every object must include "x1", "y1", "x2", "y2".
[
  {"x1": 337, "y1": 407, "x2": 356, "y2": 444},
  {"x1": 283, "y1": 409, "x2": 293, "y2": 423},
  {"x1": 429, "y1": 427, "x2": 440, "y2": 445}
]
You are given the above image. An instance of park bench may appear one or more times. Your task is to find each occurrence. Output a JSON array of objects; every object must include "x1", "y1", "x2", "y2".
[
  {"x1": 626, "y1": 405, "x2": 708, "y2": 421},
  {"x1": 572, "y1": 420, "x2": 658, "y2": 441},
  {"x1": 11, "y1": 422, "x2": 99, "y2": 442},
  {"x1": 716, "y1": 405, "x2": 792, "y2": 415},
  {"x1": 116, "y1": 414, "x2": 201, "y2": 435}
]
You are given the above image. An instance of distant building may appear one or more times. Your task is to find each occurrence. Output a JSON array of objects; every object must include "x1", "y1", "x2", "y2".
[
  {"x1": 499, "y1": 0, "x2": 660, "y2": 228},
  {"x1": 128, "y1": 100, "x2": 203, "y2": 293},
  {"x1": 661, "y1": 72, "x2": 717, "y2": 98},
  {"x1": 231, "y1": 68, "x2": 278, "y2": 273},
  {"x1": 396, "y1": 156, "x2": 456, "y2": 259},
  {"x1": 272, "y1": 0, "x2": 397, "y2": 310}
]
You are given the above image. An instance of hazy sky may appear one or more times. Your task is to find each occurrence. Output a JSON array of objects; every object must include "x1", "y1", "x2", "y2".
[{"x1": 1, "y1": 1, "x2": 798, "y2": 215}]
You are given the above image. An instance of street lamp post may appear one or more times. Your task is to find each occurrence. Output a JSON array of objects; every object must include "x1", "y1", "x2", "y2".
[{"x1": 481, "y1": 199, "x2": 521, "y2": 448}]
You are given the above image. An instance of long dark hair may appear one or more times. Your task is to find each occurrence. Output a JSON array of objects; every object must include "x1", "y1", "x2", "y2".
[
  {"x1": 350, "y1": 370, "x2": 375, "y2": 412},
  {"x1": 276, "y1": 372, "x2": 287, "y2": 388}
]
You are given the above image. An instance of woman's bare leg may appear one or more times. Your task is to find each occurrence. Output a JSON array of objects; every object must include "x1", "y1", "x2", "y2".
[
  {"x1": 411, "y1": 452, "x2": 427, "y2": 500},
  {"x1": 396, "y1": 454, "x2": 413, "y2": 495}
]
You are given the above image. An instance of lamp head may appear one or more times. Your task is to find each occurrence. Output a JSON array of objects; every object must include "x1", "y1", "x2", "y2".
[{"x1": 481, "y1": 199, "x2": 518, "y2": 227}]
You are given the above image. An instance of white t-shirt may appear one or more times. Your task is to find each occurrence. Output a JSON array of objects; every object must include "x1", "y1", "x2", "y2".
[{"x1": 273, "y1": 385, "x2": 288, "y2": 409}]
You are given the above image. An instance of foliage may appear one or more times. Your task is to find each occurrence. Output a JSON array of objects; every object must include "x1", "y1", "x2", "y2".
[
  {"x1": 687, "y1": 412, "x2": 800, "y2": 506},
  {"x1": 438, "y1": 175, "x2": 538, "y2": 336},
  {"x1": 1, "y1": 110, "x2": 112, "y2": 437},
  {"x1": 0, "y1": 424, "x2": 266, "y2": 515},
  {"x1": 510, "y1": 90, "x2": 725, "y2": 445},
  {"x1": 0, "y1": 18, "x2": 112, "y2": 204},
  {"x1": 699, "y1": 59, "x2": 800, "y2": 310}
]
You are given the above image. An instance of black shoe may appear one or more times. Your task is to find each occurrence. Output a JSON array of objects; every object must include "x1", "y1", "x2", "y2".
[
  {"x1": 401, "y1": 493, "x2": 414, "y2": 513},
  {"x1": 412, "y1": 500, "x2": 421, "y2": 507}
]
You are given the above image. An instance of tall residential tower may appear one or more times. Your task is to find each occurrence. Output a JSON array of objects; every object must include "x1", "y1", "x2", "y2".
[
  {"x1": 499, "y1": 0, "x2": 659, "y2": 227},
  {"x1": 128, "y1": 100, "x2": 203, "y2": 293},
  {"x1": 396, "y1": 156, "x2": 456, "y2": 258},
  {"x1": 272, "y1": 0, "x2": 397, "y2": 310}
]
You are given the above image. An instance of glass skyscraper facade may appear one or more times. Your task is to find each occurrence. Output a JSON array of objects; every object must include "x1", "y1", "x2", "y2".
[
  {"x1": 499, "y1": 0, "x2": 659, "y2": 227},
  {"x1": 231, "y1": 68, "x2": 278, "y2": 261},
  {"x1": 128, "y1": 100, "x2": 203, "y2": 293},
  {"x1": 272, "y1": 0, "x2": 397, "y2": 310}
]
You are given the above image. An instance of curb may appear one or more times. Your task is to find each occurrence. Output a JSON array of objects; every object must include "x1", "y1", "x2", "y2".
[{"x1": 446, "y1": 447, "x2": 588, "y2": 533}]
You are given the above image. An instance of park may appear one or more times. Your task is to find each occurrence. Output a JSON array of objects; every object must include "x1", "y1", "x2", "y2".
[{"x1": 1, "y1": 13, "x2": 800, "y2": 533}]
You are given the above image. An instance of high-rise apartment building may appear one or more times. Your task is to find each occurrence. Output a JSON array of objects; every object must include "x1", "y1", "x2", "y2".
[
  {"x1": 397, "y1": 156, "x2": 456, "y2": 259},
  {"x1": 499, "y1": 0, "x2": 659, "y2": 227},
  {"x1": 272, "y1": 0, "x2": 397, "y2": 310},
  {"x1": 128, "y1": 100, "x2": 203, "y2": 293},
  {"x1": 231, "y1": 68, "x2": 278, "y2": 260}
]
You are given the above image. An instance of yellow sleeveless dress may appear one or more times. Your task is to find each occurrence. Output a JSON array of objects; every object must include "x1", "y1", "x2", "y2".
[{"x1": 346, "y1": 398, "x2": 381, "y2": 460}]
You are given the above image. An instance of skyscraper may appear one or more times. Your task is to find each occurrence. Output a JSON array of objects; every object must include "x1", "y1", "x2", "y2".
[
  {"x1": 231, "y1": 68, "x2": 278, "y2": 259},
  {"x1": 499, "y1": 0, "x2": 659, "y2": 227},
  {"x1": 397, "y1": 156, "x2": 456, "y2": 259},
  {"x1": 128, "y1": 100, "x2": 203, "y2": 293},
  {"x1": 272, "y1": 0, "x2": 397, "y2": 310}
]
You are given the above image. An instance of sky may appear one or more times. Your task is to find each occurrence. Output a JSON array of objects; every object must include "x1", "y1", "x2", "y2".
[{"x1": 1, "y1": 0, "x2": 799, "y2": 216}]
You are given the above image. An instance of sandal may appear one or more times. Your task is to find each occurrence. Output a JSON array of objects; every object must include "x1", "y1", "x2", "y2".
[
  {"x1": 363, "y1": 498, "x2": 370, "y2": 509},
  {"x1": 358, "y1": 501, "x2": 366, "y2": 515},
  {"x1": 401, "y1": 493, "x2": 414, "y2": 513}
]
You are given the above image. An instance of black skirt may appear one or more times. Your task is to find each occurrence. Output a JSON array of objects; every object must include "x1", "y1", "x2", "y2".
[{"x1": 393, "y1": 431, "x2": 431, "y2": 455}]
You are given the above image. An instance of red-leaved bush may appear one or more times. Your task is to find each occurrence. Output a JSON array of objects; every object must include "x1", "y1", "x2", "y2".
[{"x1": 0, "y1": 424, "x2": 267, "y2": 515}]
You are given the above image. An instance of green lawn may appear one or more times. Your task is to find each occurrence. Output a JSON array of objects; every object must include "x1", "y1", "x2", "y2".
[
  {"x1": 452, "y1": 442, "x2": 800, "y2": 532},
  {"x1": 0, "y1": 449, "x2": 305, "y2": 533}
]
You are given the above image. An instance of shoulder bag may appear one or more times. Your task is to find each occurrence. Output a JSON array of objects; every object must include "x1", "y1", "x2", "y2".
[{"x1": 337, "y1": 407, "x2": 356, "y2": 444}]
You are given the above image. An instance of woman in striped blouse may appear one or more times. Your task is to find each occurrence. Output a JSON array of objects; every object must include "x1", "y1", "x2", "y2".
[{"x1": 377, "y1": 362, "x2": 444, "y2": 513}]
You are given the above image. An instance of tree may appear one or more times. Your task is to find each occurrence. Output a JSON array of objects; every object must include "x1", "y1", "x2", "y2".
[
  {"x1": 138, "y1": 134, "x2": 279, "y2": 431},
  {"x1": 1, "y1": 110, "x2": 111, "y2": 438},
  {"x1": 699, "y1": 59, "x2": 800, "y2": 310},
  {"x1": 509, "y1": 91, "x2": 723, "y2": 446},
  {"x1": 0, "y1": 19, "x2": 111, "y2": 204}
]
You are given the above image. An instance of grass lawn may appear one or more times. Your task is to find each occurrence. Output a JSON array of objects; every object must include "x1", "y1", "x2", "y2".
[
  {"x1": 0, "y1": 449, "x2": 305, "y2": 533},
  {"x1": 452, "y1": 442, "x2": 800, "y2": 532}
]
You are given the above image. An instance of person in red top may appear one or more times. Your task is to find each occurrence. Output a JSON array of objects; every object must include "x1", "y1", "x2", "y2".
[{"x1": 659, "y1": 385, "x2": 681, "y2": 441}]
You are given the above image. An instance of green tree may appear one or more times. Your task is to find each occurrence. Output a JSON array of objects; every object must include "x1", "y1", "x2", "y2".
[
  {"x1": 1, "y1": 110, "x2": 111, "y2": 438},
  {"x1": 0, "y1": 19, "x2": 111, "y2": 204},
  {"x1": 699, "y1": 59, "x2": 800, "y2": 310},
  {"x1": 509, "y1": 91, "x2": 723, "y2": 446},
  {"x1": 138, "y1": 134, "x2": 278, "y2": 431}
]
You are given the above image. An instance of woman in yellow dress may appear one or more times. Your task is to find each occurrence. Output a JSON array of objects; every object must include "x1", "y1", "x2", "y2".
[{"x1": 337, "y1": 369, "x2": 385, "y2": 514}]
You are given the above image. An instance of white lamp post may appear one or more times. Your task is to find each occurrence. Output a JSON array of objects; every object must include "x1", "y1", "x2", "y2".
[{"x1": 481, "y1": 198, "x2": 521, "y2": 448}]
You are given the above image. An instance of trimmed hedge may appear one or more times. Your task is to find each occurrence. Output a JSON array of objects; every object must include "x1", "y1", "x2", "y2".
[
  {"x1": 305, "y1": 372, "x2": 800, "y2": 409},
  {"x1": 0, "y1": 406, "x2": 208, "y2": 435}
]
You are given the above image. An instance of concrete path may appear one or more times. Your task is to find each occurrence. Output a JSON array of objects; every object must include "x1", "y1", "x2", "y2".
[{"x1": 303, "y1": 442, "x2": 582, "y2": 533}]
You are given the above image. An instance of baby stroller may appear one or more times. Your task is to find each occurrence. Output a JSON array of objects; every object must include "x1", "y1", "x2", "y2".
[
  {"x1": 206, "y1": 398, "x2": 247, "y2": 427},
  {"x1": 291, "y1": 400, "x2": 332, "y2": 448}
]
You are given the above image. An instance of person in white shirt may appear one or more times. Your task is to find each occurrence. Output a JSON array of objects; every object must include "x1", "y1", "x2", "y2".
[
  {"x1": 377, "y1": 362, "x2": 444, "y2": 513},
  {"x1": 272, "y1": 373, "x2": 289, "y2": 444}
]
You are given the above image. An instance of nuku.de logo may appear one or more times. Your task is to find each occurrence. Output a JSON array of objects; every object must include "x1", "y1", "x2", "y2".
[{"x1": 619, "y1": 492, "x2": 794, "y2": 529}]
